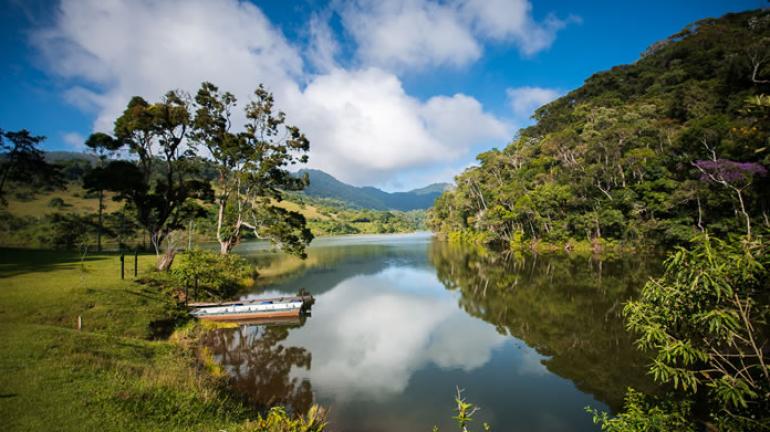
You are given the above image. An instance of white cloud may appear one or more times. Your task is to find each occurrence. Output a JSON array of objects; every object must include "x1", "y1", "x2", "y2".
[
  {"x1": 506, "y1": 86, "x2": 562, "y2": 119},
  {"x1": 61, "y1": 131, "x2": 85, "y2": 150},
  {"x1": 32, "y1": 0, "x2": 512, "y2": 187},
  {"x1": 34, "y1": 0, "x2": 303, "y2": 133},
  {"x1": 339, "y1": 0, "x2": 481, "y2": 70},
  {"x1": 306, "y1": 12, "x2": 340, "y2": 73},
  {"x1": 337, "y1": 0, "x2": 574, "y2": 70},
  {"x1": 459, "y1": 0, "x2": 578, "y2": 56},
  {"x1": 295, "y1": 68, "x2": 509, "y2": 184}
]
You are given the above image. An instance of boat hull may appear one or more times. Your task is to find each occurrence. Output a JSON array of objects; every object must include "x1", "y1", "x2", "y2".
[
  {"x1": 188, "y1": 295, "x2": 314, "y2": 323},
  {"x1": 196, "y1": 308, "x2": 301, "y2": 322}
]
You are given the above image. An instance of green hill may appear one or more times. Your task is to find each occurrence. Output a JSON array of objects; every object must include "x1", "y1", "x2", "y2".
[
  {"x1": 429, "y1": 9, "x2": 770, "y2": 247},
  {"x1": 299, "y1": 169, "x2": 450, "y2": 211}
]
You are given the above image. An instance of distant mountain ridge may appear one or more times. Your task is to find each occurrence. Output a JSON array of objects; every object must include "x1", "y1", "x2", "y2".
[
  {"x1": 298, "y1": 169, "x2": 450, "y2": 211},
  {"x1": 40, "y1": 152, "x2": 449, "y2": 211}
]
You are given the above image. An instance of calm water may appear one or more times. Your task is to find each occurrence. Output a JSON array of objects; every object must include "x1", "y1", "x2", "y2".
[{"x1": 202, "y1": 233, "x2": 660, "y2": 432}]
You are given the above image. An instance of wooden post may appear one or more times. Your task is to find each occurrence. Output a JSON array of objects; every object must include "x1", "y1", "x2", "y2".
[
  {"x1": 194, "y1": 276, "x2": 199, "y2": 301},
  {"x1": 185, "y1": 282, "x2": 189, "y2": 308},
  {"x1": 188, "y1": 220, "x2": 193, "y2": 250},
  {"x1": 120, "y1": 253, "x2": 125, "y2": 280},
  {"x1": 77, "y1": 315, "x2": 82, "y2": 331},
  {"x1": 134, "y1": 249, "x2": 138, "y2": 277}
]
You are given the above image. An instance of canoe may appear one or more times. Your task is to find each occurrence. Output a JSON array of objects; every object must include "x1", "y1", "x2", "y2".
[{"x1": 189, "y1": 295, "x2": 314, "y2": 322}]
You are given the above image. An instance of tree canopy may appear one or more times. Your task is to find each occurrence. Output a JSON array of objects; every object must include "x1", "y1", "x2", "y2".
[{"x1": 429, "y1": 9, "x2": 770, "y2": 248}]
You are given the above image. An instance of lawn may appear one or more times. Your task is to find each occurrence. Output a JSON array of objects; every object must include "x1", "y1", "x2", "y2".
[{"x1": 0, "y1": 248, "x2": 259, "y2": 431}]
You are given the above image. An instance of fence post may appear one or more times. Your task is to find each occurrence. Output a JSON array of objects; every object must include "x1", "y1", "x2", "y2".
[
  {"x1": 185, "y1": 282, "x2": 189, "y2": 308},
  {"x1": 120, "y1": 253, "x2": 125, "y2": 280},
  {"x1": 194, "y1": 276, "x2": 199, "y2": 302}
]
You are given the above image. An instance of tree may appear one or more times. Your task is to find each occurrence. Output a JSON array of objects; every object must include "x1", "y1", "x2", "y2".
[
  {"x1": 0, "y1": 129, "x2": 64, "y2": 205},
  {"x1": 98, "y1": 90, "x2": 212, "y2": 270},
  {"x1": 191, "y1": 82, "x2": 312, "y2": 256},
  {"x1": 82, "y1": 133, "x2": 122, "y2": 251}
]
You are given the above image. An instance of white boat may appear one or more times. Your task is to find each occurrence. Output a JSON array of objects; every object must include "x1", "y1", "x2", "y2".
[{"x1": 189, "y1": 295, "x2": 314, "y2": 322}]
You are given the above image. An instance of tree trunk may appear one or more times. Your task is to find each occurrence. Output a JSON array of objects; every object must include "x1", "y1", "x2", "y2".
[
  {"x1": 97, "y1": 189, "x2": 104, "y2": 252},
  {"x1": 157, "y1": 247, "x2": 177, "y2": 271},
  {"x1": 220, "y1": 239, "x2": 233, "y2": 255}
]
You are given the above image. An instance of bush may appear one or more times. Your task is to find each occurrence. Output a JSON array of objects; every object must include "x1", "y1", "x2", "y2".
[
  {"x1": 587, "y1": 389, "x2": 695, "y2": 432},
  {"x1": 173, "y1": 249, "x2": 255, "y2": 300},
  {"x1": 46, "y1": 213, "x2": 92, "y2": 249},
  {"x1": 594, "y1": 233, "x2": 770, "y2": 430},
  {"x1": 48, "y1": 197, "x2": 68, "y2": 208}
]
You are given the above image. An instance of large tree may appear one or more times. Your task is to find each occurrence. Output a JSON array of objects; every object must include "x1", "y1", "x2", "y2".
[
  {"x1": 91, "y1": 90, "x2": 212, "y2": 270},
  {"x1": 191, "y1": 82, "x2": 312, "y2": 256},
  {"x1": 0, "y1": 129, "x2": 64, "y2": 205}
]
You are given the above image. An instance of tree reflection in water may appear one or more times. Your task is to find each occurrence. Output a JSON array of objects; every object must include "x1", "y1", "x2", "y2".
[
  {"x1": 429, "y1": 242, "x2": 662, "y2": 410},
  {"x1": 203, "y1": 321, "x2": 313, "y2": 414}
]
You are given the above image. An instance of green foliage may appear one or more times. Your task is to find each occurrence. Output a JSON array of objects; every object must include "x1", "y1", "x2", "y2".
[
  {"x1": 235, "y1": 406, "x2": 327, "y2": 432},
  {"x1": 0, "y1": 129, "x2": 65, "y2": 204},
  {"x1": 173, "y1": 248, "x2": 254, "y2": 299},
  {"x1": 622, "y1": 233, "x2": 770, "y2": 429},
  {"x1": 191, "y1": 81, "x2": 312, "y2": 256},
  {"x1": 587, "y1": 389, "x2": 695, "y2": 432},
  {"x1": 46, "y1": 213, "x2": 96, "y2": 249},
  {"x1": 429, "y1": 10, "x2": 770, "y2": 248},
  {"x1": 434, "y1": 388, "x2": 491, "y2": 432}
]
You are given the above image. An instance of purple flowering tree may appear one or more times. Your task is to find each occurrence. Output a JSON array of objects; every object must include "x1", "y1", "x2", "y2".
[{"x1": 693, "y1": 158, "x2": 767, "y2": 238}]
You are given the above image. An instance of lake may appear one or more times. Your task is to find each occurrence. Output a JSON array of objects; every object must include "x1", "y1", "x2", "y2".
[{"x1": 202, "y1": 232, "x2": 660, "y2": 432}]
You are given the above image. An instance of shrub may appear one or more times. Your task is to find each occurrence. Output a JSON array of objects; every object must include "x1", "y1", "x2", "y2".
[
  {"x1": 48, "y1": 197, "x2": 68, "y2": 208},
  {"x1": 173, "y1": 249, "x2": 255, "y2": 300}
]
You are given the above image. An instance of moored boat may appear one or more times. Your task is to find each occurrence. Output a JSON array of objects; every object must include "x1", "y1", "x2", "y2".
[{"x1": 189, "y1": 295, "x2": 314, "y2": 322}]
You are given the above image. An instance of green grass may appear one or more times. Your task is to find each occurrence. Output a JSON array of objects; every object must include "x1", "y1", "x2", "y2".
[
  {"x1": 6, "y1": 185, "x2": 122, "y2": 218},
  {"x1": 0, "y1": 249, "x2": 265, "y2": 431}
]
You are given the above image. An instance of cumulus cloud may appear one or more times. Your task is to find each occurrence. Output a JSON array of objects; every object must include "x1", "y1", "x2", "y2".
[
  {"x1": 459, "y1": 0, "x2": 578, "y2": 56},
  {"x1": 338, "y1": 0, "x2": 574, "y2": 70},
  {"x1": 506, "y1": 86, "x2": 562, "y2": 119},
  {"x1": 33, "y1": 0, "x2": 303, "y2": 132},
  {"x1": 295, "y1": 68, "x2": 508, "y2": 184},
  {"x1": 339, "y1": 0, "x2": 481, "y2": 70},
  {"x1": 32, "y1": 0, "x2": 510, "y2": 187}
]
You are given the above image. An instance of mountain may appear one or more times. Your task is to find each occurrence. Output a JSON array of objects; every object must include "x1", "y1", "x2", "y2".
[
  {"x1": 299, "y1": 169, "x2": 450, "y2": 211},
  {"x1": 429, "y1": 9, "x2": 770, "y2": 246}
]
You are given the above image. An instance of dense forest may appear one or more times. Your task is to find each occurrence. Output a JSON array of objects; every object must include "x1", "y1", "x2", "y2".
[{"x1": 429, "y1": 10, "x2": 770, "y2": 249}]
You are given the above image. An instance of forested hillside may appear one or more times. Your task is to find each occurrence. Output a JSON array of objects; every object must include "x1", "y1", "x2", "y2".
[
  {"x1": 429, "y1": 9, "x2": 770, "y2": 248},
  {"x1": 299, "y1": 169, "x2": 449, "y2": 211}
]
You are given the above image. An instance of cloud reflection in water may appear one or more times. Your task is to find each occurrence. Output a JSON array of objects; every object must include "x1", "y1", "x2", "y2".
[{"x1": 283, "y1": 267, "x2": 508, "y2": 402}]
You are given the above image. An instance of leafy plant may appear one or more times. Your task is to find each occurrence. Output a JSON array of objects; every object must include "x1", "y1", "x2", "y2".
[
  {"x1": 602, "y1": 233, "x2": 770, "y2": 430},
  {"x1": 173, "y1": 248, "x2": 255, "y2": 300},
  {"x1": 434, "y1": 388, "x2": 491, "y2": 432},
  {"x1": 586, "y1": 389, "x2": 695, "y2": 432}
]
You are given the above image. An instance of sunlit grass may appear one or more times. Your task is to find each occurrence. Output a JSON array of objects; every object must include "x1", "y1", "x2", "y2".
[{"x1": 0, "y1": 248, "x2": 262, "y2": 431}]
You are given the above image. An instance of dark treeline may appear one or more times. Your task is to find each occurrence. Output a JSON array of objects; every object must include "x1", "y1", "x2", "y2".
[{"x1": 429, "y1": 10, "x2": 770, "y2": 248}]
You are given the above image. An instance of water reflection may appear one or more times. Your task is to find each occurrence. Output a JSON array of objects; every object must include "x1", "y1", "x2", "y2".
[
  {"x1": 203, "y1": 322, "x2": 313, "y2": 414},
  {"x1": 429, "y1": 244, "x2": 661, "y2": 409},
  {"x1": 205, "y1": 234, "x2": 660, "y2": 432}
]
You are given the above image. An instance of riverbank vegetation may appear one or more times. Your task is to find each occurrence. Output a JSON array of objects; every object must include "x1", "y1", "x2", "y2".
[
  {"x1": 429, "y1": 8, "x2": 770, "y2": 431},
  {"x1": 429, "y1": 10, "x2": 770, "y2": 251}
]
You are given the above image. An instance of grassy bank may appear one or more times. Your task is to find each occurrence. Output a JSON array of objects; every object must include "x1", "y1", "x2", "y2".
[{"x1": 0, "y1": 249, "x2": 319, "y2": 431}]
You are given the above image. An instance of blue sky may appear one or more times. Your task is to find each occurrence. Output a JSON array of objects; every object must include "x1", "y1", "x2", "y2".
[{"x1": 0, "y1": 0, "x2": 765, "y2": 190}]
